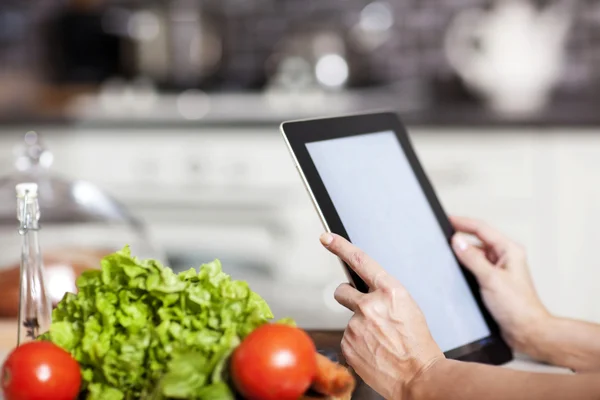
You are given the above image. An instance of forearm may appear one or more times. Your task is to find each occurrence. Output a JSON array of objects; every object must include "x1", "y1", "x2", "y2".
[
  {"x1": 408, "y1": 359, "x2": 600, "y2": 400},
  {"x1": 522, "y1": 316, "x2": 600, "y2": 372}
]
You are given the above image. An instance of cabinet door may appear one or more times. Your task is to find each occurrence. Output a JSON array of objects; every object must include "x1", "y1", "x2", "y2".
[
  {"x1": 409, "y1": 128, "x2": 539, "y2": 252},
  {"x1": 410, "y1": 129, "x2": 562, "y2": 320},
  {"x1": 549, "y1": 131, "x2": 600, "y2": 322}
]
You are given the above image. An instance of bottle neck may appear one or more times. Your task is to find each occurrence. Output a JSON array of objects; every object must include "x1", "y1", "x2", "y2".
[
  {"x1": 18, "y1": 196, "x2": 43, "y2": 283},
  {"x1": 18, "y1": 198, "x2": 40, "y2": 234}
]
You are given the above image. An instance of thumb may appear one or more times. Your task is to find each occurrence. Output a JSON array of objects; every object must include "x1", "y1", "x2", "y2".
[{"x1": 452, "y1": 234, "x2": 495, "y2": 286}]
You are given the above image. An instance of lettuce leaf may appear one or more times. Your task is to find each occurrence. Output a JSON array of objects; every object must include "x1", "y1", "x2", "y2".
[{"x1": 39, "y1": 246, "x2": 276, "y2": 399}]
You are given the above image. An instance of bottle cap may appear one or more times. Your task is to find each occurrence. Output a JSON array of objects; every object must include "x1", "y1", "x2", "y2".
[{"x1": 15, "y1": 183, "x2": 38, "y2": 199}]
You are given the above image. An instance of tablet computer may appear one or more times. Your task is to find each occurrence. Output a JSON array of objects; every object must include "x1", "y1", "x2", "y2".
[{"x1": 280, "y1": 111, "x2": 513, "y2": 365}]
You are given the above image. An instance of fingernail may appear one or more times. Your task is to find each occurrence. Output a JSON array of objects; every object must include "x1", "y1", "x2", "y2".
[
  {"x1": 320, "y1": 232, "x2": 333, "y2": 246},
  {"x1": 452, "y1": 235, "x2": 469, "y2": 252}
]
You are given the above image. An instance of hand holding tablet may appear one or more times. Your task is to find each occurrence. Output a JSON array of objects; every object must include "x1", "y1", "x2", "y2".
[
  {"x1": 280, "y1": 111, "x2": 512, "y2": 364},
  {"x1": 318, "y1": 231, "x2": 444, "y2": 400}
]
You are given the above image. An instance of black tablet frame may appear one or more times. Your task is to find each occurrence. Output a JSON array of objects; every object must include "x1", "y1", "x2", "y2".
[{"x1": 281, "y1": 111, "x2": 513, "y2": 364}]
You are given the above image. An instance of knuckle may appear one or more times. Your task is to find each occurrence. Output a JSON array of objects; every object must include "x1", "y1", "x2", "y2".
[
  {"x1": 341, "y1": 329, "x2": 351, "y2": 344},
  {"x1": 340, "y1": 338, "x2": 352, "y2": 361},
  {"x1": 381, "y1": 284, "x2": 394, "y2": 296},
  {"x1": 382, "y1": 283, "x2": 403, "y2": 296},
  {"x1": 341, "y1": 330, "x2": 353, "y2": 349},
  {"x1": 356, "y1": 297, "x2": 373, "y2": 315},
  {"x1": 347, "y1": 316, "x2": 362, "y2": 332},
  {"x1": 340, "y1": 338, "x2": 348, "y2": 353},
  {"x1": 349, "y1": 250, "x2": 367, "y2": 268},
  {"x1": 383, "y1": 285, "x2": 407, "y2": 303},
  {"x1": 372, "y1": 270, "x2": 389, "y2": 289}
]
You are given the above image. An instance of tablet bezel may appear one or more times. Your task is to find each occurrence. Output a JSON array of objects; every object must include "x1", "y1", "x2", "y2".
[{"x1": 280, "y1": 111, "x2": 513, "y2": 364}]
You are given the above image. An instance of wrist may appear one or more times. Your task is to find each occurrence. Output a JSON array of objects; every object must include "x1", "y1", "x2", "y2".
[
  {"x1": 514, "y1": 313, "x2": 558, "y2": 361},
  {"x1": 506, "y1": 307, "x2": 552, "y2": 353},
  {"x1": 402, "y1": 357, "x2": 450, "y2": 400}
]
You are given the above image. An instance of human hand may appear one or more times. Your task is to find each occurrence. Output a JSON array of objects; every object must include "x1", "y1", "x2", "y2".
[
  {"x1": 319, "y1": 232, "x2": 444, "y2": 400},
  {"x1": 450, "y1": 216, "x2": 551, "y2": 353}
]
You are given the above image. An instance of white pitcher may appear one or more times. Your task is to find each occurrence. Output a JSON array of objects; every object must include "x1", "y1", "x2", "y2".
[{"x1": 444, "y1": 0, "x2": 574, "y2": 115}]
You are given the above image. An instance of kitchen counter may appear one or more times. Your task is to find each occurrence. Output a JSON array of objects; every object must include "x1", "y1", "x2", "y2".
[
  {"x1": 0, "y1": 320, "x2": 382, "y2": 400},
  {"x1": 0, "y1": 319, "x2": 573, "y2": 400}
]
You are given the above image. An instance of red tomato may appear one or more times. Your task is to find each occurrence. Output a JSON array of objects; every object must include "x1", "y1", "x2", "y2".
[
  {"x1": 231, "y1": 324, "x2": 317, "y2": 400},
  {"x1": 1, "y1": 341, "x2": 81, "y2": 400}
]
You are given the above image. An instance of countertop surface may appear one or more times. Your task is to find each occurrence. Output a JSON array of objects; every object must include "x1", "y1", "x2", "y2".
[{"x1": 0, "y1": 320, "x2": 573, "y2": 400}]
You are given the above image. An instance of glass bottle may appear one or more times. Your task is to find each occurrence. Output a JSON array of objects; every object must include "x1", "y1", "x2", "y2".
[
  {"x1": 0, "y1": 132, "x2": 164, "y2": 320},
  {"x1": 16, "y1": 182, "x2": 52, "y2": 345}
]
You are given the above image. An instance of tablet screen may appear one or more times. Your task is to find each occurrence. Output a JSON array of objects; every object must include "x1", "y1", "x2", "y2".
[{"x1": 306, "y1": 130, "x2": 491, "y2": 352}]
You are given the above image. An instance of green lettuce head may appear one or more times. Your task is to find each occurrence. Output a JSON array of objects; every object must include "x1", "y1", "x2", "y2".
[{"x1": 39, "y1": 246, "x2": 276, "y2": 400}]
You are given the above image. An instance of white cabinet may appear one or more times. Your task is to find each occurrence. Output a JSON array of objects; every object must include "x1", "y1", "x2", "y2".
[
  {"x1": 410, "y1": 128, "x2": 600, "y2": 323},
  {"x1": 542, "y1": 131, "x2": 600, "y2": 322},
  {"x1": 1, "y1": 125, "x2": 599, "y2": 324}
]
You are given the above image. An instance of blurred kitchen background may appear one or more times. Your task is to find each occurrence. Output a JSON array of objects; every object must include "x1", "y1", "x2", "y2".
[{"x1": 0, "y1": 0, "x2": 599, "y2": 328}]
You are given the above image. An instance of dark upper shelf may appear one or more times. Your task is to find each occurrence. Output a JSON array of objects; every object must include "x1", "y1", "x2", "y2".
[
  {"x1": 0, "y1": 90, "x2": 599, "y2": 130},
  {"x1": 402, "y1": 99, "x2": 600, "y2": 128}
]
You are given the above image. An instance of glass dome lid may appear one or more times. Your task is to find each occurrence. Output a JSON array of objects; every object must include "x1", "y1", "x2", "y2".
[
  {"x1": 0, "y1": 131, "x2": 165, "y2": 317},
  {"x1": 0, "y1": 131, "x2": 143, "y2": 228}
]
